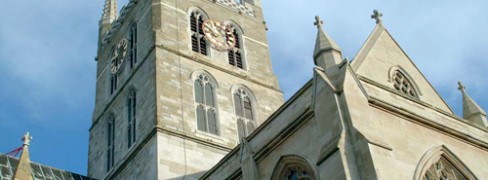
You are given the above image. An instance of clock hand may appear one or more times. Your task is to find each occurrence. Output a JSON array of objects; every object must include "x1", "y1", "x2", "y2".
[{"x1": 205, "y1": 23, "x2": 221, "y2": 37}]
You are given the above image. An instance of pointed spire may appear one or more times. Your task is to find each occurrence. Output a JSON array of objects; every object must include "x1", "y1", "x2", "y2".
[
  {"x1": 101, "y1": 0, "x2": 118, "y2": 26},
  {"x1": 99, "y1": 0, "x2": 118, "y2": 41},
  {"x1": 313, "y1": 16, "x2": 342, "y2": 69},
  {"x1": 12, "y1": 132, "x2": 33, "y2": 180},
  {"x1": 458, "y1": 81, "x2": 487, "y2": 128}
]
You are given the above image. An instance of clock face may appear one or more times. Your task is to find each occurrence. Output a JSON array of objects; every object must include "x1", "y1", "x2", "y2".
[
  {"x1": 202, "y1": 20, "x2": 235, "y2": 51},
  {"x1": 110, "y1": 38, "x2": 128, "y2": 74}
]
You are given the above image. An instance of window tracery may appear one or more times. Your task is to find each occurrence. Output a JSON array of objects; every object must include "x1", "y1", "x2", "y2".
[
  {"x1": 194, "y1": 74, "x2": 219, "y2": 135},
  {"x1": 233, "y1": 88, "x2": 255, "y2": 141},
  {"x1": 392, "y1": 70, "x2": 416, "y2": 97},
  {"x1": 283, "y1": 166, "x2": 312, "y2": 180},
  {"x1": 414, "y1": 145, "x2": 477, "y2": 180},
  {"x1": 271, "y1": 155, "x2": 316, "y2": 180},
  {"x1": 423, "y1": 157, "x2": 466, "y2": 180},
  {"x1": 190, "y1": 10, "x2": 208, "y2": 55}
]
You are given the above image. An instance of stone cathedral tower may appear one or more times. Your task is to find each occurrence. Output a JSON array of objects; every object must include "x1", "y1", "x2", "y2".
[{"x1": 88, "y1": 0, "x2": 284, "y2": 179}]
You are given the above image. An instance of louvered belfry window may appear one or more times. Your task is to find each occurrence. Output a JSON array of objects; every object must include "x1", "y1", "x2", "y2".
[
  {"x1": 190, "y1": 11, "x2": 207, "y2": 55},
  {"x1": 228, "y1": 27, "x2": 243, "y2": 69},
  {"x1": 234, "y1": 88, "x2": 255, "y2": 141},
  {"x1": 194, "y1": 74, "x2": 218, "y2": 135},
  {"x1": 127, "y1": 89, "x2": 137, "y2": 148},
  {"x1": 392, "y1": 70, "x2": 417, "y2": 98}
]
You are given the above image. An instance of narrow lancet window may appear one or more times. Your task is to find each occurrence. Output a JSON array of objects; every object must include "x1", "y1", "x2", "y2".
[
  {"x1": 129, "y1": 23, "x2": 138, "y2": 69},
  {"x1": 110, "y1": 75, "x2": 117, "y2": 95},
  {"x1": 127, "y1": 89, "x2": 136, "y2": 148},
  {"x1": 107, "y1": 114, "x2": 115, "y2": 171}
]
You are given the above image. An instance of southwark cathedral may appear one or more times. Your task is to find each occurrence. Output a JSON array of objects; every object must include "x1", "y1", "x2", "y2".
[{"x1": 1, "y1": 0, "x2": 488, "y2": 180}]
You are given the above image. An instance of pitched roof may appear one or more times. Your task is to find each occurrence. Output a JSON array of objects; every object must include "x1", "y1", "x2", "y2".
[{"x1": 0, "y1": 154, "x2": 96, "y2": 180}]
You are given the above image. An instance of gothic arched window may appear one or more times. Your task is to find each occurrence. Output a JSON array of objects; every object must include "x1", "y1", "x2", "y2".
[
  {"x1": 190, "y1": 10, "x2": 208, "y2": 56},
  {"x1": 392, "y1": 70, "x2": 417, "y2": 98},
  {"x1": 129, "y1": 23, "x2": 138, "y2": 69},
  {"x1": 233, "y1": 88, "x2": 255, "y2": 141},
  {"x1": 194, "y1": 74, "x2": 219, "y2": 135},
  {"x1": 127, "y1": 89, "x2": 136, "y2": 148},
  {"x1": 414, "y1": 145, "x2": 477, "y2": 180},
  {"x1": 227, "y1": 24, "x2": 244, "y2": 69},
  {"x1": 423, "y1": 157, "x2": 467, "y2": 180},
  {"x1": 271, "y1": 155, "x2": 317, "y2": 180},
  {"x1": 107, "y1": 114, "x2": 115, "y2": 171}
]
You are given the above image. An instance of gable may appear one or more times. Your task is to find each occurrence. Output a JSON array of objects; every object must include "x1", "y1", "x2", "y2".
[{"x1": 351, "y1": 25, "x2": 453, "y2": 113}]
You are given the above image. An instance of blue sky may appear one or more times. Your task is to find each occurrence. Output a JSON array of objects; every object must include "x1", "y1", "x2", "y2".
[{"x1": 0, "y1": 0, "x2": 487, "y2": 175}]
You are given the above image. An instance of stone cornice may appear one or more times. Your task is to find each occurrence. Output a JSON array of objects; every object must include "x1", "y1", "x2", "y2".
[
  {"x1": 368, "y1": 97, "x2": 488, "y2": 151},
  {"x1": 155, "y1": 44, "x2": 283, "y2": 93}
]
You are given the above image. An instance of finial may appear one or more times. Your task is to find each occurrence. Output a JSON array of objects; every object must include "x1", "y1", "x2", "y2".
[
  {"x1": 371, "y1": 9, "x2": 383, "y2": 24},
  {"x1": 458, "y1": 81, "x2": 467, "y2": 92},
  {"x1": 314, "y1": 16, "x2": 323, "y2": 29},
  {"x1": 22, "y1": 132, "x2": 32, "y2": 146}
]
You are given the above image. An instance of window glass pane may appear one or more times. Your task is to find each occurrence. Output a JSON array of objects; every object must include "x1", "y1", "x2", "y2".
[
  {"x1": 128, "y1": 123, "x2": 132, "y2": 147},
  {"x1": 194, "y1": 80, "x2": 204, "y2": 103},
  {"x1": 127, "y1": 103, "x2": 132, "y2": 123},
  {"x1": 234, "y1": 94, "x2": 243, "y2": 117},
  {"x1": 132, "y1": 120, "x2": 136, "y2": 143},
  {"x1": 132, "y1": 95, "x2": 137, "y2": 115},
  {"x1": 205, "y1": 84, "x2": 214, "y2": 107},
  {"x1": 196, "y1": 106, "x2": 206, "y2": 131},
  {"x1": 287, "y1": 170, "x2": 298, "y2": 180},
  {"x1": 237, "y1": 119, "x2": 245, "y2": 140},
  {"x1": 207, "y1": 110, "x2": 218, "y2": 135},
  {"x1": 244, "y1": 100, "x2": 253, "y2": 120},
  {"x1": 108, "y1": 123, "x2": 112, "y2": 145}
]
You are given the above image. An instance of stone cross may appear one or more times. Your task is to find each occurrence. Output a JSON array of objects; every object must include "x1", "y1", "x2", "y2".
[
  {"x1": 314, "y1": 16, "x2": 323, "y2": 29},
  {"x1": 458, "y1": 81, "x2": 466, "y2": 92},
  {"x1": 371, "y1": 10, "x2": 383, "y2": 24},
  {"x1": 22, "y1": 132, "x2": 32, "y2": 146}
]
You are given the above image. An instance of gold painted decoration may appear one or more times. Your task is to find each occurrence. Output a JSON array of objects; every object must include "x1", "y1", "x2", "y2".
[{"x1": 202, "y1": 19, "x2": 235, "y2": 51}]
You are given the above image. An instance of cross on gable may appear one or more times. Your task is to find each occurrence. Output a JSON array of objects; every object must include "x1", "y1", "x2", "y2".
[
  {"x1": 371, "y1": 9, "x2": 383, "y2": 24},
  {"x1": 22, "y1": 132, "x2": 32, "y2": 146},
  {"x1": 314, "y1": 16, "x2": 323, "y2": 28}
]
